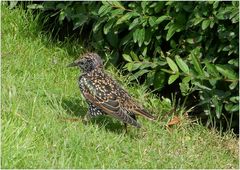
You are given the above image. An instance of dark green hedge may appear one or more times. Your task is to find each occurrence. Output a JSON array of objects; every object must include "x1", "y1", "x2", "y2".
[{"x1": 15, "y1": 1, "x2": 239, "y2": 132}]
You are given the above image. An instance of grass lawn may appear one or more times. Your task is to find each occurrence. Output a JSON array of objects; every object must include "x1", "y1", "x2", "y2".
[{"x1": 1, "y1": 5, "x2": 239, "y2": 169}]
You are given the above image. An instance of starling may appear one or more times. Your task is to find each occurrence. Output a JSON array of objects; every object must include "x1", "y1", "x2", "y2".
[{"x1": 68, "y1": 52, "x2": 156, "y2": 128}]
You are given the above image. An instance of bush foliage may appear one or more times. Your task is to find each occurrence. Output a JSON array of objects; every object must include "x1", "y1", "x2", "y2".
[{"x1": 13, "y1": 1, "x2": 239, "y2": 131}]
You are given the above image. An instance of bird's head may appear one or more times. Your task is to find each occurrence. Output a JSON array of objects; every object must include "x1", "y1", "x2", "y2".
[{"x1": 68, "y1": 53, "x2": 103, "y2": 72}]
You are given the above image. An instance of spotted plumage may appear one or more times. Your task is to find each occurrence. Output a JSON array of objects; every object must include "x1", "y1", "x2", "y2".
[
  {"x1": 88, "y1": 103, "x2": 104, "y2": 117},
  {"x1": 68, "y1": 52, "x2": 156, "y2": 128}
]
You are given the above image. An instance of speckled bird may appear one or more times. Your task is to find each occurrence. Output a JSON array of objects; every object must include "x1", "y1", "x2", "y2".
[{"x1": 68, "y1": 52, "x2": 156, "y2": 128}]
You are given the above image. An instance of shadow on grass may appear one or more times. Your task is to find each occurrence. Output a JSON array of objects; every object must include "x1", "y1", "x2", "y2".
[
  {"x1": 61, "y1": 97, "x2": 126, "y2": 134},
  {"x1": 61, "y1": 97, "x2": 87, "y2": 118}
]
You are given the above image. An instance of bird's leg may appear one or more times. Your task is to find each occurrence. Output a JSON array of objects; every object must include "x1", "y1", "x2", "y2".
[
  {"x1": 124, "y1": 123, "x2": 128, "y2": 134},
  {"x1": 123, "y1": 113, "x2": 138, "y2": 133}
]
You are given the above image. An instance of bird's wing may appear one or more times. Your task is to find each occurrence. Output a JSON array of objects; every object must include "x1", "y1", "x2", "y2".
[
  {"x1": 88, "y1": 103, "x2": 105, "y2": 117},
  {"x1": 82, "y1": 80, "x2": 141, "y2": 127},
  {"x1": 119, "y1": 89, "x2": 156, "y2": 120}
]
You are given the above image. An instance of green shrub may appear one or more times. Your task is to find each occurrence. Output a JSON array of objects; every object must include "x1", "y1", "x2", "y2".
[{"x1": 15, "y1": 1, "x2": 239, "y2": 132}]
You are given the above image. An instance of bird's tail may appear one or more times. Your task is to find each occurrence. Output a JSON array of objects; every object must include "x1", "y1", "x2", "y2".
[
  {"x1": 133, "y1": 108, "x2": 156, "y2": 120},
  {"x1": 112, "y1": 109, "x2": 141, "y2": 128}
]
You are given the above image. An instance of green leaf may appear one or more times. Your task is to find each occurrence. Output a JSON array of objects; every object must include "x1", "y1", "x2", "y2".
[
  {"x1": 133, "y1": 29, "x2": 140, "y2": 43},
  {"x1": 216, "y1": 65, "x2": 238, "y2": 80},
  {"x1": 142, "y1": 47, "x2": 147, "y2": 57},
  {"x1": 27, "y1": 4, "x2": 43, "y2": 9},
  {"x1": 166, "y1": 22, "x2": 184, "y2": 41},
  {"x1": 209, "y1": 20, "x2": 215, "y2": 28},
  {"x1": 116, "y1": 12, "x2": 138, "y2": 25},
  {"x1": 59, "y1": 11, "x2": 66, "y2": 23},
  {"x1": 216, "y1": 103, "x2": 223, "y2": 119},
  {"x1": 212, "y1": 96, "x2": 222, "y2": 119},
  {"x1": 166, "y1": 57, "x2": 179, "y2": 73},
  {"x1": 166, "y1": 24, "x2": 177, "y2": 41},
  {"x1": 145, "y1": 71, "x2": 154, "y2": 87},
  {"x1": 116, "y1": 13, "x2": 131, "y2": 25},
  {"x1": 232, "y1": 105, "x2": 239, "y2": 112},
  {"x1": 144, "y1": 28, "x2": 152, "y2": 45},
  {"x1": 201, "y1": 19, "x2": 211, "y2": 30},
  {"x1": 204, "y1": 61, "x2": 220, "y2": 77},
  {"x1": 168, "y1": 74, "x2": 179, "y2": 85},
  {"x1": 229, "y1": 81, "x2": 238, "y2": 90},
  {"x1": 180, "y1": 81, "x2": 190, "y2": 96},
  {"x1": 164, "y1": 22, "x2": 171, "y2": 30},
  {"x1": 131, "y1": 62, "x2": 142, "y2": 71},
  {"x1": 154, "y1": 2, "x2": 165, "y2": 13},
  {"x1": 10, "y1": 1, "x2": 18, "y2": 9},
  {"x1": 138, "y1": 28, "x2": 145, "y2": 47},
  {"x1": 161, "y1": 68, "x2": 174, "y2": 74},
  {"x1": 216, "y1": 6, "x2": 234, "y2": 20},
  {"x1": 98, "y1": 5, "x2": 111, "y2": 16},
  {"x1": 120, "y1": 30, "x2": 134, "y2": 46},
  {"x1": 56, "y1": 3, "x2": 67, "y2": 9},
  {"x1": 209, "y1": 79, "x2": 217, "y2": 86},
  {"x1": 141, "y1": 1, "x2": 148, "y2": 13},
  {"x1": 110, "y1": 9, "x2": 124, "y2": 18},
  {"x1": 129, "y1": 18, "x2": 139, "y2": 30},
  {"x1": 225, "y1": 103, "x2": 239, "y2": 112},
  {"x1": 170, "y1": 39, "x2": 177, "y2": 49},
  {"x1": 124, "y1": 63, "x2": 133, "y2": 71},
  {"x1": 149, "y1": 16, "x2": 157, "y2": 27},
  {"x1": 213, "y1": 1, "x2": 219, "y2": 9},
  {"x1": 130, "y1": 51, "x2": 139, "y2": 61},
  {"x1": 175, "y1": 55, "x2": 189, "y2": 74},
  {"x1": 110, "y1": 1, "x2": 125, "y2": 9},
  {"x1": 228, "y1": 59, "x2": 239, "y2": 67},
  {"x1": 73, "y1": 15, "x2": 88, "y2": 30},
  {"x1": 183, "y1": 76, "x2": 191, "y2": 83},
  {"x1": 122, "y1": 54, "x2": 132, "y2": 62},
  {"x1": 230, "y1": 96, "x2": 239, "y2": 103},
  {"x1": 129, "y1": 69, "x2": 149, "y2": 81},
  {"x1": 190, "y1": 49, "x2": 204, "y2": 76},
  {"x1": 149, "y1": 2, "x2": 157, "y2": 8},
  {"x1": 102, "y1": 1, "x2": 110, "y2": 5},
  {"x1": 193, "y1": 81, "x2": 211, "y2": 90},
  {"x1": 193, "y1": 17, "x2": 204, "y2": 26},
  {"x1": 103, "y1": 19, "x2": 115, "y2": 34},
  {"x1": 186, "y1": 38, "x2": 194, "y2": 44},
  {"x1": 153, "y1": 71, "x2": 166, "y2": 90},
  {"x1": 156, "y1": 15, "x2": 170, "y2": 24},
  {"x1": 93, "y1": 18, "x2": 107, "y2": 32},
  {"x1": 139, "y1": 62, "x2": 155, "y2": 69}
]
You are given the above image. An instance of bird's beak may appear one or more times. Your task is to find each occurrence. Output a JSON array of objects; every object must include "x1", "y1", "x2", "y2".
[{"x1": 67, "y1": 62, "x2": 78, "y2": 67}]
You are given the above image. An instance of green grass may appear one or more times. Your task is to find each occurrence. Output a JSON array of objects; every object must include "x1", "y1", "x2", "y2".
[{"x1": 1, "y1": 5, "x2": 239, "y2": 169}]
